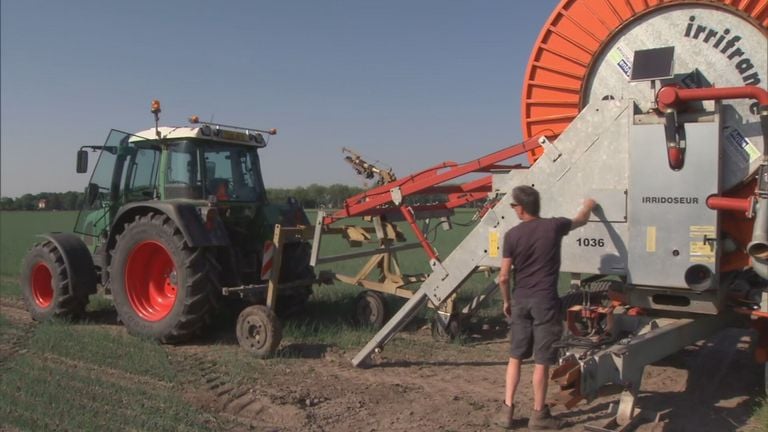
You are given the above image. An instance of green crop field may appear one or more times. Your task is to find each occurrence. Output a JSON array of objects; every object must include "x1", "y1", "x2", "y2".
[{"x1": 0, "y1": 211, "x2": 78, "y2": 278}]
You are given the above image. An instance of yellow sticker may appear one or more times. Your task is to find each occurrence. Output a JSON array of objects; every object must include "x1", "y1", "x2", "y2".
[
  {"x1": 689, "y1": 225, "x2": 715, "y2": 262},
  {"x1": 689, "y1": 226, "x2": 716, "y2": 237},
  {"x1": 690, "y1": 242, "x2": 714, "y2": 256},
  {"x1": 646, "y1": 226, "x2": 656, "y2": 252},
  {"x1": 489, "y1": 230, "x2": 499, "y2": 258},
  {"x1": 690, "y1": 256, "x2": 716, "y2": 263}
]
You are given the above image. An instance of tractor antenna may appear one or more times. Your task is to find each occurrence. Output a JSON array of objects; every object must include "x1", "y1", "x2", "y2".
[{"x1": 150, "y1": 100, "x2": 162, "y2": 139}]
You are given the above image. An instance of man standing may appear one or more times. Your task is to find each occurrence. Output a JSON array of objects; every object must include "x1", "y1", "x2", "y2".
[{"x1": 495, "y1": 185, "x2": 596, "y2": 430}]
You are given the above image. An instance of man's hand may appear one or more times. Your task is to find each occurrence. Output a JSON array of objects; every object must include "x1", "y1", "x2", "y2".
[
  {"x1": 571, "y1": 197, "x2": 598, "y2": 229},
  {"x1": 503, "y1": 301, "x2": 512, "y2": 319}
]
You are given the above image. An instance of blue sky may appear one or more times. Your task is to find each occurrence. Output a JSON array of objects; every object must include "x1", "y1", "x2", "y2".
[{"x1": 1, "y1": 0, "x2": 558, "y2": 198}]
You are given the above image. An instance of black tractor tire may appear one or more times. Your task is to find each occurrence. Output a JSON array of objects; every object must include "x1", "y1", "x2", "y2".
[
  {"x1": 236, "y1": 305, "x2": 282, "y2": 358},
  {"x1": 354, "y1": 290, "x2": 388, "y2": 329},
  {"x1": 110, "y1": 213, "x2": 219, "y2": 343},
  {"x1": 20, "y1": 234, "x2": 95, "y2": 321}
]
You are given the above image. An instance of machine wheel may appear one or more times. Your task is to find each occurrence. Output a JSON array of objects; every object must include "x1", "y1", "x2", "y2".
[
  {"x1": 355, "y1": 291, "x2": 387, "y2": 329},
  {"x1": 110, "y1": 213, "x2": 219, "y2": 343},
  {"x1": 20, "y1": 235, "x2": 95, "y2": 321},
  {"x1": 431, "y1": 315, "x2": 461, "y2": 341},
  {"x1": 236, "y1": 305, "x2": 282, "y2": 358}
]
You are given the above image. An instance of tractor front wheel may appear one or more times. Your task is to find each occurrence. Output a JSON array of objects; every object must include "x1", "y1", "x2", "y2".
[
  {"x1": 20, "y1": 235, "x2": 95, "y2": 321},
  {"x1": 111, "y1": 214, "x2": 219, "y2": 343},
  {"x1": 236, "y1": 305, "x2": 282, "y2": 358}
]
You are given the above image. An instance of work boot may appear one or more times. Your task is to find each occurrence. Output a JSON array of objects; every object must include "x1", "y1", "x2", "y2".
[
  {"x1": 528, "y1": 405, "x2": 563, "y2": 430},
  {"x1": 494, "y1": 403, "x2": 515, "y2": 429}
]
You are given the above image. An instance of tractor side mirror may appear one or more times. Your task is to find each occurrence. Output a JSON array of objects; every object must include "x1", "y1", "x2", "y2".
[
  {"x1": 76, "y1": 150, "x2": 89, "y2": 173},
  {"x1": 86, "y1": 183, "x2": 99, "y2": 205}
]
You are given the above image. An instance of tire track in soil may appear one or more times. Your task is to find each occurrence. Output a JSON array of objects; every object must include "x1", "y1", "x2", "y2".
[
  {"x1": 166, "y1": 347, "x2": 307, "y2": 432},
  {"x1": 299, "y1": 359, "x2": 505, "y2": 431},
  {"x1": 0, "y1": 298, "x2": 35, "y2": 365}
]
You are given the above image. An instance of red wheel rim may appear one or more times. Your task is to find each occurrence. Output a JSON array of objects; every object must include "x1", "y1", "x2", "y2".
[
  {"x1": 125, "y1": 241, "x2": 177, "y2": 321},
  {"x1": 31, "y1": 262, "x2": 53, "y2": 308}
]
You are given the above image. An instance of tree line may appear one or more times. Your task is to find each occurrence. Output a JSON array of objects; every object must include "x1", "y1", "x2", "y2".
[
  {"x1": 0, "y1": 183, "x2": 465, "y2": 211},
  {"x1": 0, "y1": 184, "x2": 419, "y2": 211}
]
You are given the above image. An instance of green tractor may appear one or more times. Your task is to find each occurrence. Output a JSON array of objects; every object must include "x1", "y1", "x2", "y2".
[{"x1": 20, "y1": 101, "x2": 315, "y2": 357}]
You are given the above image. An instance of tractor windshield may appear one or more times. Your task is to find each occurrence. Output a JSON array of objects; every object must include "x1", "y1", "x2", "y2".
[{"x1": 165, "y1": 140, "x2": 266, "y2": 203}]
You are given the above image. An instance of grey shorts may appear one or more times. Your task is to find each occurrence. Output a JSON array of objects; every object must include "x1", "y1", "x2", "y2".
[{"x1": 508, "y1": 298, "x2": 563, "y2": 365}]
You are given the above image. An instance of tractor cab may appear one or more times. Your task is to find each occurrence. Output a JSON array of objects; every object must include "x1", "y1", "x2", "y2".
[{"x1": 73, "y1": 118, "x2": 274, "y2": 247}]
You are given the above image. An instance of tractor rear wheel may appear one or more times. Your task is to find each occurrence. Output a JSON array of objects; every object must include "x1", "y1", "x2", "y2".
[
  {"x1": 20, "y1": 236, "x2": 95, "y2": 321},
  {"x1": 236, "y1": 305, "x2": 282, "y2": 358},
  {"x1": 110, "y1": 214, "x2": 219, "y2": 343}
]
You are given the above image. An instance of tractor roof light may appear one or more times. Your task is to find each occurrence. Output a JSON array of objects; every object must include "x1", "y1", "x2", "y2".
[
  {"x1": 188, "y1": 115, "x2": 200, "y2": 124},
  {"x1": 151, "y1": 100, "x2": 161, "y2": 114}
]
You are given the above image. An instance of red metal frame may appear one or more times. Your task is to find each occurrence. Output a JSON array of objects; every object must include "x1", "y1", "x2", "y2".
[
  {"x1": 324, "y1": 136, "x2": 541, "y2": 224},
  {"x1": 656, "y1": 85, "x2": 768, "y2": 112},
  {"x1": 322, "y1": 136, "x2": 542, "y2": 261},
  {"x1": 322, "y1": 136, "x2": 542, "y2": 263}
]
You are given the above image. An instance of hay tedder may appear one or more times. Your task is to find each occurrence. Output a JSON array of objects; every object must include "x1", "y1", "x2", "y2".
[{"x1": 19, "y1": 0, "x2": 768, "y2": 427}]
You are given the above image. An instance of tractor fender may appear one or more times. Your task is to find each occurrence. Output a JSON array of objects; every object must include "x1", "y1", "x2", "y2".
[
  {"x1": 108, "y1": 202, "x2": 230, "y2": 249},
  {"x1": 36, "y1": 232, "x2": 98, "y2": 296}
]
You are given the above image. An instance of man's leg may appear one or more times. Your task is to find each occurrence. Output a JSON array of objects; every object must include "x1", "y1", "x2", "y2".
[
  {"x1": 532, "y1": 363, "x2": 549, "y2": 411},
  {"x1": 505, "y1": 357, "x2": 522, "y2": 406}
]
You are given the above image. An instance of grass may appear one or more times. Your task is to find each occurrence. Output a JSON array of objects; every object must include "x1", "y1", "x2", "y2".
[
  {"x1": 751, "y1": 399, "x2": 768, "y2": 432},
  {"x1": 0, "y1": 354, "x2": 213, "y2": 431},
  {"x1": 0, "y1": 211, "x2": 77, "y2": 277},
  {"x1": 30, "y1": 320, "x2": 176, "y2": 381},
  {"x1": 0, "y1": 305, "x2": 213, "y2": 431}
]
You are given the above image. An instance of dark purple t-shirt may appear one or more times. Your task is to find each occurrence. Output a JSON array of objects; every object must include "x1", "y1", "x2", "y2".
[{"x1": 502, "y1": 217, "x2": 572, "y2": 302}]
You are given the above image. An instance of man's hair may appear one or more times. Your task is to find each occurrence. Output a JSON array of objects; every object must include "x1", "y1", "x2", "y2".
[{"x1": 512, "y1": 185, "x2": 540, "y2": 217}]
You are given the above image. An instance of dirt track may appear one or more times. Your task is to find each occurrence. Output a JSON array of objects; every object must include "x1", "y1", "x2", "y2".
[{"x1": 1, "y1": 298, "x2": 765, "y2": 431}]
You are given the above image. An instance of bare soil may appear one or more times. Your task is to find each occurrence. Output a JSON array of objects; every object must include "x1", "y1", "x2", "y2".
[{"x1": 1, "y1": 299, "x2": 765, "y2": 432}]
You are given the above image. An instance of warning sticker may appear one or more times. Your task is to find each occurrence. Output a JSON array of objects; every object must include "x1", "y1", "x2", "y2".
[
  {"x1": 488, "y1": 230, "x2": 499, "y2": 258},
  {"x1": 607, "y1": 44, "x2": 633, "y2": 79},
  {"x1": 724, "y1": 126, "x2": 761, "y2": 166},
  {"x1": 646, "y1": 226, "x2": 656, "y2": 252},
  {"x1": 689, "y1": 226, "x2": 715, "y2": 263}
]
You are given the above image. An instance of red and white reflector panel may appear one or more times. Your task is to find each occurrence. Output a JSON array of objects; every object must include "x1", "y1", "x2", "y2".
[{"x1": 261, "y1": 241, "x2": 275, "y2": 280}]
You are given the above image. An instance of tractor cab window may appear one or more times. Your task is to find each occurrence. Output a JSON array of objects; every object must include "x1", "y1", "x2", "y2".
[
  {"x1": 122, "y1": 142, "x2": 160, "y2": 201},
  {"x1": 165, "y1": 141, "x2": 203, "y2": 199},
  {"x1": 202, "y1": 143, "x2": 265, "y2": 203}
]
